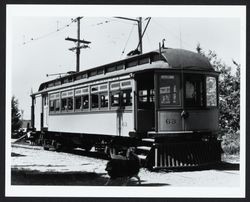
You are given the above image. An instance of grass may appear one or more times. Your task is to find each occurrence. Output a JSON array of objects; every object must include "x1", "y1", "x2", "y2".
[{"x1": 221, "y1": 130, "x2": 240, "y2": 155}]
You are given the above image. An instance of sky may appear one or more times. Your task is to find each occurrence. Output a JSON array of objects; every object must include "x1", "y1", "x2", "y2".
[{"x1": 7, "y1": 5, "x2": 245, "y2": 120}]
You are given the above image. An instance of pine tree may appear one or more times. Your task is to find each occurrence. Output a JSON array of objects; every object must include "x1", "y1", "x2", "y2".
[{"x1": 11, "y1": 96, "x2": 22, "y2": 132}]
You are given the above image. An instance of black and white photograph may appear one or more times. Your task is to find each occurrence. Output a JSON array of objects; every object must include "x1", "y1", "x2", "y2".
[{"x1": 6, "y1": 5, "x2": 246, "y2": 198}]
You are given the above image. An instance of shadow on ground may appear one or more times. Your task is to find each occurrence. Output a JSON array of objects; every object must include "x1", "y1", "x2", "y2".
[
  {"x1": 12, "y1": 169, "x2": 109, "y2": 186},
  {"x1": 11, "y1": 169, "x2": 168, "y2": 186},
  {"x1": 11, "y1": 152, "x2": 26, "y2": 157}
]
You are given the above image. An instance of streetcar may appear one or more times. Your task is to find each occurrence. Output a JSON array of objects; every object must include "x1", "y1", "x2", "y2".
[{"x1": 30, "y1": 46, "x2": 222, "y2": 169}]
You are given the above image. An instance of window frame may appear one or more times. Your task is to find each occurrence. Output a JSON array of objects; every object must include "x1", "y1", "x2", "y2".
[
  {"x1": 158, "y1": 74, "x2": 182, "y2": 108},
  {"x1": 74, "y1": 87, "x2": 89, "y2": 112},
  {"x1": 48, "y1": 79, "x2": 134, "y2": 114},
  {"x1": 110, "y1": 90, "x2": 121, "y2": 109},
  {"x1": 100, "y1": 92, "x2": 109, "y2": 109},
  {"x1": 91, "y1": 93, "x2": 99, "y2": 110},
  {"x1": 49, "y1": 93, "x2": 60, "y2": 114},
  {"x1": 74, "y1": 95, "x2": 82, "y2": 111},
  {"x1": 121, "y1": 88, "x2": 133, "y2": 108},
  {"x1": 183, "y1": 73, "x2": 219, "y2": 109},
  {"x1": 61, "y1": 90, "x2": 74, "y2": 112},
  {"x1": 205, "y1": 76, "x2": 218, "y2": 108},
  {"x1": 82, "y1": 94, "x2": 89, "y2": 110}
]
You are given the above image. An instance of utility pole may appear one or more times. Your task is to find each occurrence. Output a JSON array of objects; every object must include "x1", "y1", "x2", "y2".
[{"x1": 65, "y1": 17, "x2": 91, "y2": 72}]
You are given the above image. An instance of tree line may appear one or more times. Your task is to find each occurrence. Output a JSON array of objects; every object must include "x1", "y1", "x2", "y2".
[{"x1": 197, "y1": 44, "x2": 240, "y2": 154}]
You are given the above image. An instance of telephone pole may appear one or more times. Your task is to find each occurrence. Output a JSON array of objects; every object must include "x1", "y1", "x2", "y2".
[{"x1": 65, "y1": 17, "x2": 91, "y2": 72}]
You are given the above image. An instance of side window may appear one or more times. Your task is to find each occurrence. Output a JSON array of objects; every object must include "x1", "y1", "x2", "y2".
[
  {"x1": 110, "y1": 80, "x2": 132, "y2": 109},
  {"x1": 111, "y1": 91, "x2": 120, "y2": 107},
  {"x1": 82, "y1": 95, "x2": 89, "y2": 109},
  {"x1": 49, "y1": 100, "x2": 54, "y2": 112},
  {"x1": 206, "y1": 76, "x2": 217, "y2": 107},
  {"x1": 55, "y1": 100, "x2": 60, "y2": 112},
  {"x1": 90, "y1": 84, "x2": 109, "y2": 110},
  {"x1": 184, "y1": 76, "x2": 204, "y2": 107},
  {"x1": 159, "y1": 75, "x2": 180, "y2": 106},
  {"x1": 91, "y1": 94, "x2": 99, "y2": 109},
  {"x1": 67, "y1": 97, "x2": 73, "y2": 111},
  {"x1": 91, "y1": 86, "x2": 99, "y2": 109},
  {"x1": 75, "y1": 96, "x2": 82, "y2": 110},
  {"x1": 49, "y1": 93, "x2": 60, "y2": 113},
  {"x1": 61, "y1": 98, "x2": 67, "y2": 111},
  {"x1": 110, "y1": 89, "x2": 132, "y2": 108},
  {"x1": 100, "y1": 93, "x2": 108, "y2": 108},
  {"x1": 122, "y1": 89, "x2": 132, "y2": 107},
  {"x1": 75, "y1": 87, "x2": 89, "y2": 111},
  {"x1": 99, "y1": 84, "x2": 108, "y2": 109},
  {"x1": 61, "y1": 91, "x2": 73, "y2": 112}
]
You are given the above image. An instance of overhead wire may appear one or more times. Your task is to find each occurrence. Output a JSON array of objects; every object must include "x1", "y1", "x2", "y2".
[
  {"x1": 22, "y1": 18, "x2": 78, "y2": 45},
  {"x1": 83, "y1": 19, "x2": 111, "y2": 29},
  {"x1": 151, "y1": 19, "x2": 195, "y2": 50},
  {"x1": 21, "y1": 17, "x2": 112, "y2": 46},
  {"x1": 21, "y1": 17, "x2": 197, "y2": 56},
  {"x1": 106, "y1": 17, "x2": 136, "y2": 25},
  {"x1": 146, "y1": 32, "x2": 153, "y2": 50}
]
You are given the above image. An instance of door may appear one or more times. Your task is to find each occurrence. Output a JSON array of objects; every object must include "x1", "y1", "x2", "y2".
[
  {"x1": 135, "y1": 72, "x2": 155, "y2": 133},
  {"x1": 157, "y1": 73, "x2": 183, "y2": 132},
  {"x1": 42, "y1": 94, "x2": 49, "y2": 129}
]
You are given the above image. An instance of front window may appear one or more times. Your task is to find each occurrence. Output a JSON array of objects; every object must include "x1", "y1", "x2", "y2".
[
  {"x1": 206, "y1": 76, "x2": 217, "y2": 107},
  {"x1": 159, "y1": 75, "x2": 180, "y2": 106},
  {"x1": 184, "y1": 76, "x2": 204, "y2": 107}
]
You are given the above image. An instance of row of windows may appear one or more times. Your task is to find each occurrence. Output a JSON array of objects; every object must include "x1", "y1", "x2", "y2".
[
  {"x1": 42, "y1": 53, "x2": 161, "y2": 91},
  {"x1": 49, "y1": 89, "x2": 133, "y2": 113},
  {"x1": 49, "y1": 80, "x2": 132, "y2": 113},
  {"x1": 48, "y1": 74, "x2": 217, "y2": 113},
  {"x1": 159, "y1": 74, "x2": 217, "y2": 107}
]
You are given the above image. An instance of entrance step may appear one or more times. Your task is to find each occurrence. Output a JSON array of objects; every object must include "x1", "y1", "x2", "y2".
[
  {"x1": 135, "y1": 140, "x2": 155, "y2": 167},
  {"x1": 137, "y1": 146, "x2": 152, "y2": 151},
  {"x1": 141, "y1": 138, "x2": 155, "y2": 143},
  {"x1": 137, "y1": 154, "x2": 147, "y2": 160}
]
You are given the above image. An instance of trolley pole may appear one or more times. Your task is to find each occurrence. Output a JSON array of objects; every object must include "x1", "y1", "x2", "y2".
[
  {"x1": 66, "y1": 17, "x2": 91, "y2": 72},
  {"x1": 137, "y1": 17, "x2": 143, "y2": 54},
  {"x1": 115, "y1": 17, "x2": 143, "y2": 54},
  {"x1": 115, "y1": 17, "x2": 151, "y2": 54}
]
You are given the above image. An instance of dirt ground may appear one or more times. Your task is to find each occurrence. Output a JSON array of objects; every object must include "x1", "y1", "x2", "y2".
[{"x1": 11, "y1": 141, "x2": 240, "y2": 186}]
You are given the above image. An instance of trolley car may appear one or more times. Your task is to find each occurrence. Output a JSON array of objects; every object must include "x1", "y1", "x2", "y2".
[{"x1": 30, "y1": 47, "x2": 222, "y2": 169}]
